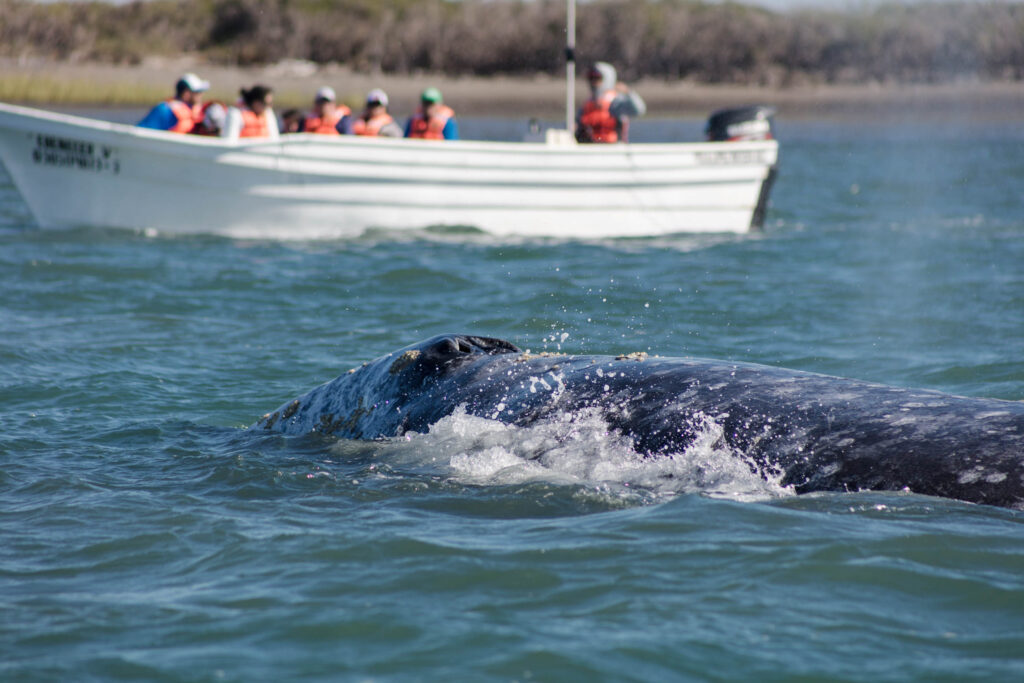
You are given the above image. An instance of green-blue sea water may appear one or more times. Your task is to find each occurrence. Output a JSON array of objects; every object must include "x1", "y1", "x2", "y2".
[{"x1": 2, "y1": 115, "x2": 1023, "y2": 681}]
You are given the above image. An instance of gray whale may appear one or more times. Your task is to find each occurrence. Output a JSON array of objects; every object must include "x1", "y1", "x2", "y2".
[{"x1": 254, "y1": 334, "x2": 1024, "y2": 509}]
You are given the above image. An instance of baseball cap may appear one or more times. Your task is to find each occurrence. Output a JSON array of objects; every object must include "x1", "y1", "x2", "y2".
[
  {"x1": 420, "y1": 87, "x2": 443, "y2": 104},
  {"x1": 177, "y1": 73, "x2": 210, "y2": 93},
  {"x1": 315, "y1": 86, "x2": 336, "y2": 102},
  {"x1": 366, "y1": 88, "x2": 389, "y2": 107}
]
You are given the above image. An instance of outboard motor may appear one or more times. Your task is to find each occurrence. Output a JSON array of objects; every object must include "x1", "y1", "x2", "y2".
[{"x1": 705, "y1": 105, "x2": 775, "y2": 142}]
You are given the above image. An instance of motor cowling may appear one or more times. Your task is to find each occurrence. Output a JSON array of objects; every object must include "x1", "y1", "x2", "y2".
[{"x1": 705, "y1": 105, "x2": 775, "y2": 142}]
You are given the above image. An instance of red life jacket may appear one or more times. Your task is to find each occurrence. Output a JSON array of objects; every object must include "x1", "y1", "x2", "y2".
[
  {"x1": 407, "y1": 105, "x2": 455, "y2": 140},
  {"x1": 578, "y1": 90, "x2": 621, "y2": 143},
  {"x1": 239, "y1": 108, "x2": 270, "y2": 138},
  {"x1": 304, "y1": 106, "x2": 350, "y2": 135},
  {"x1": 352, "y1": 112, "x2": 396, "y2": 137},
  {"x1": 165, "y1": 98, "x2": 202, "y2": 134}
]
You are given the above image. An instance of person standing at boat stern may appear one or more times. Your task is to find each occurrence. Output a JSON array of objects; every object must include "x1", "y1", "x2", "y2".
[
  {"x1": 137, "y1": 73, "x2": 209, "y2": 134},
  {"x1": 352, "y1": 89, "x2": 402, "y2": 137},
  {"x1": 576, "y1": 62, "x2": 646, "y2": 143},
  {"x1": 302, "y1": 86, "x2": 351, "y2": 135},
  {"x1": 222, "y1": 85, "x2": 280, "y2": 140},
  {"x1": 404, "y1": 88, "x2": 458, "y2": 140}
]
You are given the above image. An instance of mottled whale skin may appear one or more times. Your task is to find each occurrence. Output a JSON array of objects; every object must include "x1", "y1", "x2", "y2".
[{"x1": 255, "y1": 334, "x2": 1024, "y2": 509}]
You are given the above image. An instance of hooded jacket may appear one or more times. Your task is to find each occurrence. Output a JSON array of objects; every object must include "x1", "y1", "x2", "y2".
[{"x1": 576, "y1": 62, "x2": 647, "y2": 143}]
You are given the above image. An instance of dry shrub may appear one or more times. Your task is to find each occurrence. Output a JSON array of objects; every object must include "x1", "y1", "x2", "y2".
[{"x1": 1, "y1": 0, "x2": 1023, "y2": 84}]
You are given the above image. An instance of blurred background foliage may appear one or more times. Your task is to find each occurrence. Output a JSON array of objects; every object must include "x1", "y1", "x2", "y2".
[{"x1": 1, "y1": 0, "x2": 1022, "y2": 85}]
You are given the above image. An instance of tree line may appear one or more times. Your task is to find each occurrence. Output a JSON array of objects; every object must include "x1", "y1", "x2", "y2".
[{"x1": 2, "y1": 0, "x2": 1023, "y2": 85}]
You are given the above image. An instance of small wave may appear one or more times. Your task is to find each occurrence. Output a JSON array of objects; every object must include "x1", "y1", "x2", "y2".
[{"x1": 372, "y1": 406, "x2": 794, "y2": 505}]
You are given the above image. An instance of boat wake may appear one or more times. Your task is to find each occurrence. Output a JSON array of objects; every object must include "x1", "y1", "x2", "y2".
[{"x1": 343, "y1": 405, "x2": 794, "y2": 504}]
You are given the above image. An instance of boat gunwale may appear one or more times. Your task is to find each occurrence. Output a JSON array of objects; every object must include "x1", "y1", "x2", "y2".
[{"x1": 0, "y1": 101, "x2": 779, "y2": 159}]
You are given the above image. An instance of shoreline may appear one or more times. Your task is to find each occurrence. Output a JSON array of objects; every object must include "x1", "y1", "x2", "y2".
[{"x1": 3, "y1": 58, "x2": 1024, "y2": 121}]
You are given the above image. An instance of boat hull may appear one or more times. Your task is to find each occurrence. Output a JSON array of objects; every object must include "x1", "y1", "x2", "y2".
[{"x1": 0, "y1": 103, "x2": 779, "y2": 239}]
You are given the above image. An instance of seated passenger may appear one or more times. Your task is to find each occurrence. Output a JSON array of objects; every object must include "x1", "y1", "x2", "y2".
[
  {"x1": 280, "y1": 109, "x2": 305, "y2": 134},
  {"x1": 404, "y1": 88, "x2": 458, "y2": 140},
  {"x1": 137, "y1": 73, "x2": 209, "y2": 134},
  {"x1": 302, "y1": 86, "x2": 350, "y2": 135},
  {"x1": 351, "y1": 89, "x2": 402, "y2": 138},
  {"x1": 191, "y1": 102, "x2": 226, "y2": 137},
  {"x1": 222, "y1": 85, "x2": 279, "y2": 140}
]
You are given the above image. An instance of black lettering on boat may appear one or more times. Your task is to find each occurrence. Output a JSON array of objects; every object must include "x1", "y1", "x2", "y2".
[{"x1": 31, "y1": 133, "x2": 119, "y2": 175}]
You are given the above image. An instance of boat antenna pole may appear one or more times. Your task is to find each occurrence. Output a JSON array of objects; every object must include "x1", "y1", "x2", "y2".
[{"x1": 565, "y1": 0, "x2": 576, "y2": 135}]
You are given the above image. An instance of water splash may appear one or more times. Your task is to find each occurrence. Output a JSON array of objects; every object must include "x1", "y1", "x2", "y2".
[{"x1": 376, "y1": 406, "x2": 794, "y2": 504}]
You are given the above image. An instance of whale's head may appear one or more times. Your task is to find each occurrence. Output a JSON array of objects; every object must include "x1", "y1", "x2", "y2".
[
  {"x1": 389, "y1": 334, "x2": 521, "y2": 375},
  {"x1": 254, "y1": 334, "x2": 520, "y2": 437}
]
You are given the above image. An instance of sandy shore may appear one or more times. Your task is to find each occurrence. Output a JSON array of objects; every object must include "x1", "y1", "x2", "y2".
[{"x1": 4, "y1": 57, "x2": 1024, "y2": 121}]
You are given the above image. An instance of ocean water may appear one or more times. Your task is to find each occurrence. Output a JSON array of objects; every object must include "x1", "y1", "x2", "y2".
[{"x1": 1, "y1": 116, "x2": 1023, "y2": 681}]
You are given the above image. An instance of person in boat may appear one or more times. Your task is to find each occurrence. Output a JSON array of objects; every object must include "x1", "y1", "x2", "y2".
[
  {"x1": 190, "y1": 102, "x2": 227, "y2": 137},
  {"x1": 575, "y1": 62, "x2": 646, "y2": 143},
  {"x1": 351, "y1": 89, "x2": 402, "y2": 138},
  {"x1": 222, "y1": 85, "x2": 279, "y2": 140},
  {"x1": 279, "y1": 109, "x2": 305, "y2": 134},
  {"x1": 404, "y1": 87, "x2": 458, "y2": 140},
  {"x1": 136, "y1": 73, "x2": 210, "y2": 134},
  {"x1": 301, "y1": 86, "x2": 351, "y2": 135}
]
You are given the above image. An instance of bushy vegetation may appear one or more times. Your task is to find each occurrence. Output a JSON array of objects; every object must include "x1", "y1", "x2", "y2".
[{"x1": 2, "y1": 0, "x2": 1022, "y2": 85}]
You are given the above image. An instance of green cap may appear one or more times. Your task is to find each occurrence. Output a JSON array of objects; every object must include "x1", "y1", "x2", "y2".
[{"x1": 421, "y1": 87, "x2": 443, "y2": 104}]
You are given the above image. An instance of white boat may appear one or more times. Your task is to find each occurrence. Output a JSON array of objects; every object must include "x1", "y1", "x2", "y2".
[
  {"x1": 0, "y1": 4, "x2": 777, "y2": 239},
  {"x1": 0, "y1": 101, "x2": 778, "y2": 239}
]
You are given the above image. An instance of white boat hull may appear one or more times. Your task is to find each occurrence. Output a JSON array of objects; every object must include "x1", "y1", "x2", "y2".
[{"x1": 0, "y1": 102, "x2": 778, "y2": 239}]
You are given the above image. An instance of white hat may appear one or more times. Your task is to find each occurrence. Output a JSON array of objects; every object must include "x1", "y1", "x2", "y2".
[
  {"x1": 365, "y1": 88, "x2": 389, "y2": 107},
  {"x1": 315, "y1": 86, "x2": 336, "y2": 102},
  {"x1": 177, "y1": 73, "x2": 210, "y2": 93}
]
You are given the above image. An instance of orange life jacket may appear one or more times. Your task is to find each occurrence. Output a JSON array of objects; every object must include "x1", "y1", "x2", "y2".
[
  {"x1": 304, "y1": 106, "x2": 350, "y2": 135},
  {"x1": 166, "y1": 98, "x2": 202, "y2": 134},
  {"x1": 578, "y1": 90, "x2": 621, "y2": 143},
  {"x1": 239, "y1": 108, "x2": 270, "y2": 138},
  {"x1": 407, "y1": 105, "x2": 455, "y2": 140},
  {"x1": 352, "y1": 112, "x2": 396, "y2": 137}
]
